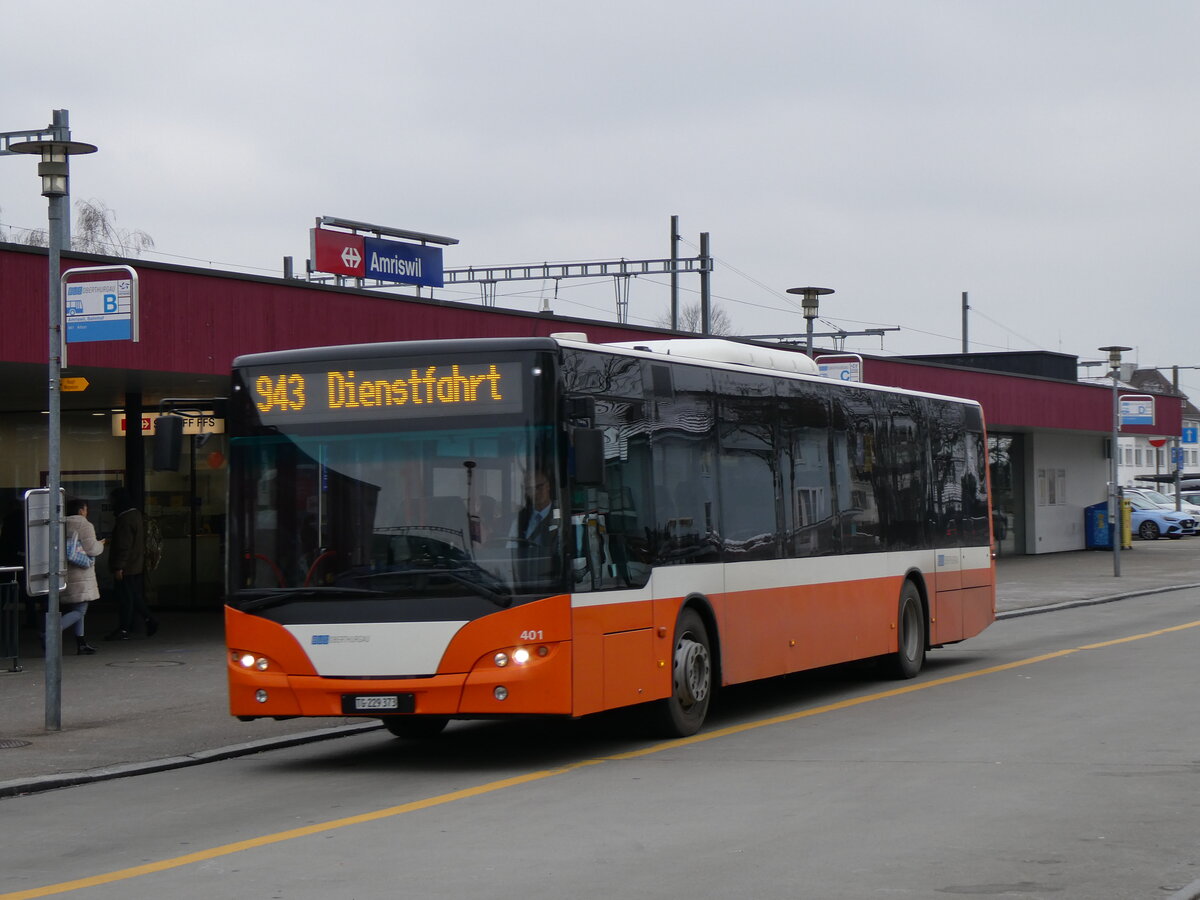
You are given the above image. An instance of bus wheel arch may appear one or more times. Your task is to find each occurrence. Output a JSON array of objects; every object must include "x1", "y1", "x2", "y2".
[
  {"x1": 904, "y1": 569, "x2": 931, "y2": 641},
  {"x1": 682, "y1": 594, "x2": 721, "y2": 688},
  {"x1": 646, "y1": 596, "x2": 718, "y2": 738},
  {"x1": 887, "y1": 576, "x2": 927, "y2": 680}
]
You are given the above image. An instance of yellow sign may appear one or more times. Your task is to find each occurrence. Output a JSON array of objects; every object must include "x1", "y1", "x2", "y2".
[{"x1": 60, "y1": 377, "x2": 89, "y2": 392}]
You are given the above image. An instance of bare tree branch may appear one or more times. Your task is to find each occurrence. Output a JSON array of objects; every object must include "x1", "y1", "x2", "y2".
[
  {"x1": 0, "y1": 207, "x2": 48, "y2": 246},
  {"x1": 656, "y1": 301, "x2": 736, "y2": 335},
  {"x1": 72, "y1": 199, "x2": 155, "y2": 256},
  {"x1": 2, "y1": 201, "x2": 155, "y2": 257}
]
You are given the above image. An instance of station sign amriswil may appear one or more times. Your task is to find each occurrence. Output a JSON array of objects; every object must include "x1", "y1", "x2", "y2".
[{"x1": 310, "y1": 227, "x2": 444, "y2": 288}]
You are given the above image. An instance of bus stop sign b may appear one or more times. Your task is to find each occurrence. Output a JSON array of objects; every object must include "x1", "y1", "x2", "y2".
[
  {"x1": 65, "y1": 279, "x2": 133, "y2": 343},
  {"x1": 60, "y1": 265, "x2": 140, "y2": 366}
]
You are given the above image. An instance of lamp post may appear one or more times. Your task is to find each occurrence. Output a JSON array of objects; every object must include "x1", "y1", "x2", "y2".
[
  {"x1": 1099, "y1": 345, "x2": 1131, "y2": 577},
  {"x1": 9, "y1": 132, "x2": 97, "y2": 730},
  {"x1": 1168, "y1": 365, "x2": 1200, "y2": 509},
  {"x1": 786, "y1": 286, "x2": 835, "y2": 355}
]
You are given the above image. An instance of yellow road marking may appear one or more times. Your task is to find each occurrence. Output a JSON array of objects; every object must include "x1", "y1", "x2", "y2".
[{"x1": 6, "y1": 618, "x2": 1199, "y2": 900}]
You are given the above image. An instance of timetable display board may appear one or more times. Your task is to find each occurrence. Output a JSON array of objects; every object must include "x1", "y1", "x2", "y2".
[{"x1": 246, "y1": 359, "x2": 526, "y2": 425}]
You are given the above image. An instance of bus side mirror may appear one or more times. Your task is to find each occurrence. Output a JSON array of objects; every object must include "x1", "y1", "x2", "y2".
[
  {"x1": 153, "y1": 415, "x2": 185, "y2": 471},
  {"x1": 564, "y1": 396, "x2": 596, "y2": 425},
  {"x1": 573, "y1": 428, "x2": 605, "y2": 486}
]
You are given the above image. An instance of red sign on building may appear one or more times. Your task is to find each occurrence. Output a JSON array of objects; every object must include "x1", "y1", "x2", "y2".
[{"x1": 311, "y1": 228, "x2": 366, "y2": 277}]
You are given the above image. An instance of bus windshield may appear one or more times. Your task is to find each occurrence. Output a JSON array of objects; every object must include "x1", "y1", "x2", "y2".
[{"x1": 228, "y1": 356, "x2": 565, "y2": 615}]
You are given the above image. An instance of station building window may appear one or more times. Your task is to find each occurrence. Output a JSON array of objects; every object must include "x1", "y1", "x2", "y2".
[{"x1": 0, "y1": 410, "x2": 227, "y2": 608}]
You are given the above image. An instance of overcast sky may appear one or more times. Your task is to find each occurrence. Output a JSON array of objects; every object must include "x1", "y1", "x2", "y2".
[{"x1": 3, "y1": 1, "x2": 1198, "y2": 392}]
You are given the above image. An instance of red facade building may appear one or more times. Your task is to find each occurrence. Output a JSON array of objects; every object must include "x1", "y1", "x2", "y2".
[{"x1": 0, "y1": 242, "x2": 1182, "y2": 604}]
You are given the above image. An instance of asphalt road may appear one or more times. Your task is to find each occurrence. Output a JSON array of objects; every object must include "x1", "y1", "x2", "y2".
[{"x1": 3, "y1": 591, "x2": 1200, "y2": 900}]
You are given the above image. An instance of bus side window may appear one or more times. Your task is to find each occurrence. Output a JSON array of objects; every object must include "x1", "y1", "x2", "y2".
[
  {"x1": 778, "y1": 379, "x2": 835, "y2": 558},
  {"x1": 648, "y1": 362, "x2": 719, "y2": 566},
  {"x1": 929, "y1": 401, "x2": 967, "y2": 549},
  {"x1": 562, "y1": 351, "x2": 654, "y2": 591},
  {"x1": 834, "y1": 389, "x2": 883, "y2": 553}
]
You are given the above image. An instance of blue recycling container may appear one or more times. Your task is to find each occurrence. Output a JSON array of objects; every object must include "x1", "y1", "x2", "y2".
[{"x1": 1085, "y1": 502, "x2": 1112, "y2": 549}]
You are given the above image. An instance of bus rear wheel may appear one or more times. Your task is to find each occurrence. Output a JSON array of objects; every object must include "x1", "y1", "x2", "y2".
[
  {"x1": 380, "y1": 716, "x2": 449, "y2": 739},
  {"x1": 886, "y1": 582, "x2": 926, "y2": 679},
  {"x1": 645, "y1": 608, "x2": 712, "y2": 738}
]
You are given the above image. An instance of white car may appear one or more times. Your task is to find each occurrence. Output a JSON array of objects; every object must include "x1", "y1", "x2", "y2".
[{"x1": 1125, "y1": 488, "x2": 1200, "y2": 519}]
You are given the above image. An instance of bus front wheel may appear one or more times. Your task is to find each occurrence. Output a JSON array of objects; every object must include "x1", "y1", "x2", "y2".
[
  {"x1": 886, "y1": 582, "x2": 926, "y2": 680},
  {"x1": 380, "y1": 716, "x2": 449, "y2": 739},
  {"x1": 645, "y1": 608, "x2": 712, "y2": 738}
]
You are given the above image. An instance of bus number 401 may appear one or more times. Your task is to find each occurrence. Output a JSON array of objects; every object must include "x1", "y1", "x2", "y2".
[{"x1": 519, "y1": 630, "x2": 544, "y2": 641}]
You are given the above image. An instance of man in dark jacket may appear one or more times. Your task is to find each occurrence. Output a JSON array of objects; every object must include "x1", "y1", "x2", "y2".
[
  {"x1": 511, "y1": 470, "x2": 560, "y2": 583},
  {"x1": 104, "y1": 487, "x2": 158, "y2": 640}
]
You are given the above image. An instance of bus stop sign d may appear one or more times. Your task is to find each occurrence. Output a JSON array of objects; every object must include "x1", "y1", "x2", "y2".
[{"x1": 1119, "y1": 394, "x2": 1155, "y2": 427}]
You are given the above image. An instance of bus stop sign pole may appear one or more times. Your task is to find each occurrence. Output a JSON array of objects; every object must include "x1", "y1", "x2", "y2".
[{"x1": 8, "y1": 119, "x2": 98, "y2": 730}]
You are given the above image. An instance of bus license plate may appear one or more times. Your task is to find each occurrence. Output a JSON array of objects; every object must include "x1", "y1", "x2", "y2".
[{"x1": 342, "y1": 694, "x2": 415, "y2": 714}]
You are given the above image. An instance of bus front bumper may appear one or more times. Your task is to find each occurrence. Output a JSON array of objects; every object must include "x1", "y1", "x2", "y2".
[{"x1": 228, "y1": 642, "x2": 573, "y2": 719}]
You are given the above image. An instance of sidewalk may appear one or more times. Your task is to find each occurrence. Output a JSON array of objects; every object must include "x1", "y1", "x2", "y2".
[{"x1": 3, "y1": 539, "x2": 1199, "y2": 796}]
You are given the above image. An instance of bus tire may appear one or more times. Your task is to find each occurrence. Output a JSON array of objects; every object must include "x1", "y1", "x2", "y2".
[
  {"x1": 645, "y1": 607, "x2": 712, "y2": 738},
  {"x1": 887, "y1": 581, "x2": 926, "y2": 680},
  {"x1": 380, "y1": 716, "x2": 449, "y2": 739}
]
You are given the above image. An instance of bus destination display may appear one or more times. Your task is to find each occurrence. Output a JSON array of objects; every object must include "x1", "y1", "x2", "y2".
[{"x1": 247, "y1": 360, "x2": 525, "y2": 424}]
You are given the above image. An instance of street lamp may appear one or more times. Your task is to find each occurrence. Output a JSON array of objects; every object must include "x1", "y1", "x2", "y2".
[
  {"x1": 9, "y1": 133, "x2": 97, "y2": 731},
  {"x1": 786, "y1": 286, "x2": 835, "y2": 355},
  {"x1": 1099, "y1": 345, "x2": 1132, "y2": 578},
  {"x1": 1168, "y1": 365, "x2": 1200, "y2": 509}
]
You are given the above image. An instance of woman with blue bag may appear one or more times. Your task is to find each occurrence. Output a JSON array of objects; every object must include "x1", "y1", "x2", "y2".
[{"x1": 59, "y1": 497, "x2": 105, "y2": 655}]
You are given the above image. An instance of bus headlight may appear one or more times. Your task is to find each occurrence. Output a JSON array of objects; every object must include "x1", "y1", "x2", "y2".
[
  {"x1": 494, "y1": 645, "x2": 550, "y2": 668},
  {"x1": 233, "y1": 651, "x2": 270, "y2": 671}
]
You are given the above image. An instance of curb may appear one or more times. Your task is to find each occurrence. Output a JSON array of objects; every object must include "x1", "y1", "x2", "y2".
[
  {"x1": 0, "y1": 720, "x2": 383, "y2": 799},
  {"x1": 996, "y1": 582, "x2": 1200, "y2": 620}
]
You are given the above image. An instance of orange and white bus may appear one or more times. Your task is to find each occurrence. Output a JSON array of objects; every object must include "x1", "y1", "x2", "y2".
[{"x1": 226, "y1": 334, "x2": 994, "y2": 738}]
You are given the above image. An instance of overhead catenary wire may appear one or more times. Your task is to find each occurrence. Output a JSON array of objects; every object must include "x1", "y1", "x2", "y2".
[
  {"x1": 0, "y1": 216, "x2": 283, "y2": 275},
  {"x1": 675, "y1": 236, "x2": 1110, "y2": 356},
  {"x1": 969, "y1": 307, "x2": 1042, "y2": 351}
]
